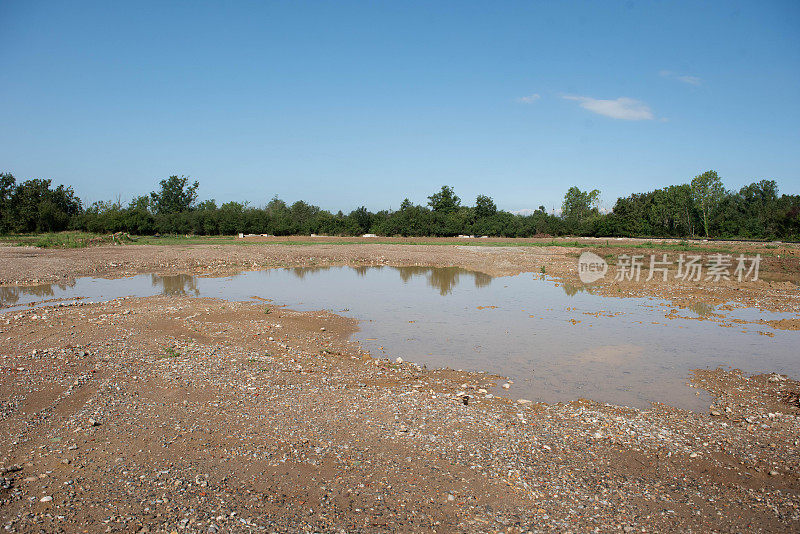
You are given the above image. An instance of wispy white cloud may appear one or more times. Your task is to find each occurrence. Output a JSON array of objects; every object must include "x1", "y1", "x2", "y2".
[
  {"x1": 562, "y1": 95, "x2": 654, "y2": 120},
  {"x1": 677, "y1": 75, "x2": 701, "y2": 86},
  {"x1": 659, "y1": 70, "x2": 701, "y2": 86},
  {"x1": 516, "y1": 93, "x2": 541, "y2": 103}
]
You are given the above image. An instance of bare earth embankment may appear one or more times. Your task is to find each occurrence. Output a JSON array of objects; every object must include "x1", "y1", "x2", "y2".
[{"x1": 1, "y1": 237, "x2": 800, "y2": 532}]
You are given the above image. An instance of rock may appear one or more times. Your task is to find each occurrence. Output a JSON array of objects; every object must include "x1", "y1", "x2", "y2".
[
  {"x1": 770, "y1": 470, "x2": 779, "y2": 476},
  {"x1": 396, "y1": 357, "x2": 403, "y2": 364},
  {"x1": 502, "y1": 383, "x2": 511, "y2": 389},
  {"x1": 517, "y1": 399, "x2": 532, "y2": 404},
  {"x1": 40, "y1": 496, "x2": 52, "y2": 502},
  {"x1": 89, "y1": 417, "x2": 100, "y2": 427},
  {"x1": 689, "y1": 452, "x2": 698, "y2": 458},
  {"x1": 710, "y1": 410, "x2": 722, "y2": 417},
  {"x1": 0, "y1": 465, "x2": 21, "y2": 475}
]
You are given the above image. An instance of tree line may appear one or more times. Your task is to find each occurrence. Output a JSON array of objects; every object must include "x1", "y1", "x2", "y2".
[{"x1": 1, "y1": 171, "x2": 798, "y2": 240}]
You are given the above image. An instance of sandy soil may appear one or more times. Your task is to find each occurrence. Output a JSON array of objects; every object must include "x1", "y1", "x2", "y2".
[{"x1": 1, "y1": 239, "x2": 799, "y2": 532}]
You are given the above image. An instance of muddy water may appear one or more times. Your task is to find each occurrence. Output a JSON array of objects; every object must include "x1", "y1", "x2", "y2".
[{"x1": 2, "y1": 266, "x2": 798, "y2": 411}]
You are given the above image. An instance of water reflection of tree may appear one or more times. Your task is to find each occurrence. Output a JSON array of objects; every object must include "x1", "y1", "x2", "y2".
[
  {"x1": 427, "y1": 267, "x2": 461, "y2": 296},
  {"x1": 561, "y1": 283, "x2": 593, "y2": 297},
  {"x1": 393, "y1": 266, "x2": 491, "y2": 296},
  {"x1": 396, "y1": 266, "x2": 426, "y2": 283},
  {"x1": 151, "y1": 274, "x2": 200, "y2": 296},
  {"x1": 354, "y1": 265, "x2": 377, "y2": 277},
  {"x1": 474, "y1": 272, "x2": 492, "y2": 288},
  {"x1": 289, "y1": 266, "x2": 334, "y2": 279},
  {"x1": 690, "y1": 302, "x2": 714, "y2": 317},
  {"x1": 0, "y1": 281, "x2": 76, "y2": 305}
]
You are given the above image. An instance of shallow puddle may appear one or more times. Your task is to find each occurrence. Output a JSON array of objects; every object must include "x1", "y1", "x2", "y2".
[{"x1": 2, "y1": 266, "x2": 798, "y2": 411}]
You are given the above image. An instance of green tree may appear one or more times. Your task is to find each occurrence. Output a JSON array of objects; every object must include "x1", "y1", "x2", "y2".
[
  {"x1": 7, "y1": 179, "x2": 81, "y2": 232},
  {"x1": 0, "y1": 173, "x2": 16, "y2": 232},
  {"x1": 289, "y1": 200, "x2": 321, "y2": 234},
  {"x1": 0, "y1": 173, "x2": 14, "y2": 205},
  {"x1": 349, "y1": 206, "x2": 372, "y2": 234},
  {"x1": 195, "y1": 199, "x2": 218, "y2": 211},
  {"x1": 150, "y1": 175, "x2": 199, "y2": 214},
  {"x1": 561, "y1": 187, "x2": 600, "y2": 221},
  {"x1": 218, "y1": 201, "x2": 246, "y2": 235},
  {"x1": 265, "y1": 196, "x2": 292, "y2": 235},
  {"x1": 474, "y1": 195, "x2": 497, "y2": 218},
  {"x1": 690, "y1": 170, "x2": 725, "y2": 237},
  {"x1": 129, "y1": 195, "x2": 151, "y2": 212},
  {"x1": 266, "y1": 196, "x2": 288, "y2": 215},
  {"x1": 428, "y1": 186, "x2": 461, "y2": 214}
]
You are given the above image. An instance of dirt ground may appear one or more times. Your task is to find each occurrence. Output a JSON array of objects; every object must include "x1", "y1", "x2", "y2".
[{"x1": 1, "y1": 238, "x2": 800, "y2": 532}]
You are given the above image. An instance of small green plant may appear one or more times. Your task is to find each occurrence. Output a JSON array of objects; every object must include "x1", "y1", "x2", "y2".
[
  {"x1": 264, "y1": 307, "x2": 271, "y2": 315},
  {"x1": 161, "y1": 347, "x2": 180, "y2": 359},
  {"x1": 540, "y1": 265, "x2": 546, "y2": 274}
]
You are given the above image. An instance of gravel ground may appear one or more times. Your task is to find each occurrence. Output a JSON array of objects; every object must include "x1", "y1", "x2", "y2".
[{"x1": 1, "y1": 294, "x2": 799, "y2": 533}]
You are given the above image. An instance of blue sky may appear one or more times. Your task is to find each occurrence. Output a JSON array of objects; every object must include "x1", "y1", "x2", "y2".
[{"x1": 1, "y1": 1, "x2": 798, "y2": 213}]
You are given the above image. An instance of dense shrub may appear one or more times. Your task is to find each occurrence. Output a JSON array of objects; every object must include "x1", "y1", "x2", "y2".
[{"x1": 2, "y1": 173, "x2": 799, "y2": 240}]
